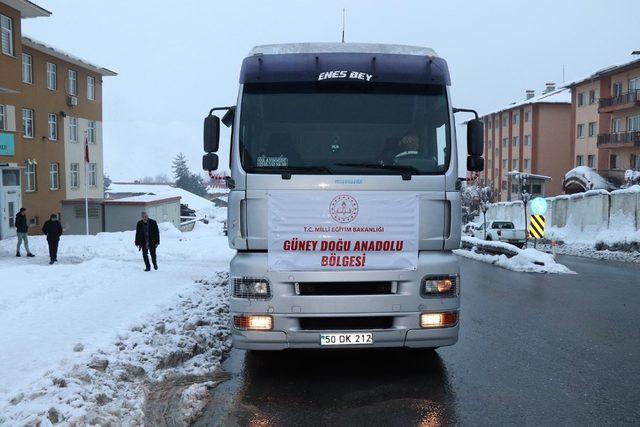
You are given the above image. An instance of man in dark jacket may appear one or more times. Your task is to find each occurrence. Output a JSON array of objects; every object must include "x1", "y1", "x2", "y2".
[
  {"x1": 42, "y1": 214, "x2": 63, "y2": 264},
  {"x1": 15, "y1": 207, "x2": 35, "y2": 257},
  {"x1": 135, "y1": 211, "x2": 160, "y2": 271}
]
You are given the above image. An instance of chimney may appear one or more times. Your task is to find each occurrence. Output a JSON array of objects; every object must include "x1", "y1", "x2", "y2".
[
  {"x1": 525, "y1": 89, "x2": 535, "y2": 100},
  {"x1": 544, "y1": 82, "x2": 556, "y2": 94}
]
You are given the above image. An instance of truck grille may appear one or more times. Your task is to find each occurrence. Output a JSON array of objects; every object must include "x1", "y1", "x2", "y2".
[
  {"x1": 296, "y1": 281, "x2": 393, "y2": 296},
  {"x1": 298, "y1": 316, "x2": 393, "y2": 331}
]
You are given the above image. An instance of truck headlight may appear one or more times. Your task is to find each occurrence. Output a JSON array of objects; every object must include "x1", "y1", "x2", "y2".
[
  {"x1": 232, "y1": 277, "x2": 271, "y2": 299},
  {"x1": 422, "y1": 276, "x2": 457, "y2": 297}
]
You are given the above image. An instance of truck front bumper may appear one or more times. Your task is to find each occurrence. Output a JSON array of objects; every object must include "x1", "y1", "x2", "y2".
[{"x1": 229, "y1": 251, "x2": 460, "y2": 350}]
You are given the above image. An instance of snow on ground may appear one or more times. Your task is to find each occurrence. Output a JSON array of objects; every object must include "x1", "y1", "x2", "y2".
[
  {"x1": 0, "y1": 216, "x2": 235, "y2": 424},
  {"x1": 455, "y1": 236, "x2": 574, "y2": 274}
]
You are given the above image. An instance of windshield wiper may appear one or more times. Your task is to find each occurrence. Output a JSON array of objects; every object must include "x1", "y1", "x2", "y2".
[{"x1": 333, "y1": 163, "x2": 419, "y2": 180}]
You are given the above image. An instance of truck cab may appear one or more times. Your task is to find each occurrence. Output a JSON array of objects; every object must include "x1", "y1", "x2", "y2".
[{"x1": 203, "y1": 43, "x2": 483, "y2": 350}]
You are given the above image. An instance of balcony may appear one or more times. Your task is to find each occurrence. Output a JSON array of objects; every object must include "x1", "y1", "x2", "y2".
[
  {"x1": 598, "y1": 90, "x2": 640, "y2": 113},
  {"x1": 597, "y1": 131, "x2": 640, "y2": 148}
]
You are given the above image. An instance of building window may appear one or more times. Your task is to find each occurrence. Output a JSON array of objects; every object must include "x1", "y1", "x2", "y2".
[
  {"x1": 69, "y1": 117, "x2": 78, "y2": 142},
  {"x1": 0, "y1": 104, "x2": 5, "y2": 130},
  {"x1": 524, "y1": 135, "x2": 531, "y2": 146},
  {"x1": 513, "y1": 136, "x2": 519, "y2": 146},
  {"x1": 22, "y1": 53, "x2": 33, "y2": 84},
  {"x1": 495, "y1": 147, "x2": 499, "y2": 156},
  {"x1": 68, "y1": 69, "x2": 77, "y2": 95},
  {"x1": 502, "y1": 117, "x2": 507, "y2": 127},
  {"x1": 0, "y1": 14, "x2": 13, "y2": 56},
  {"x1": 512, "y1": 159, "x2": 519, "y2": 169},
  {"x1": 631, "y1": 154, "x2": 639, "y2": 170},
  {"x1": 629, "y1": 77, "x2": 640, "y2": 92},
  {"x1": 612, "y1": 82, "x2": 623, "y2": 97},
  {"x1": 627, "y1": 115, "x2": 640, "y2": 132},
  {"x1": 524, "y1": 158, "x2": 531, "y2": 169},
  {"x1": 588, "y1": 89, "x2": 598, "y2": 104},
  {"x1": 22, "y1": 108, "x2": 34, "y2": 138},
  {"x1": 588, "y1": 122, "x2": 597, "y2": 137},
  {"x1": 47, "y1": 113, "x2": 58, "y2": 141},
  {"x1": 612, "y1": 118, "x2": 622, "y2": 133},
  {"x1": 88, "y1": 163, "x2": 97, "y2": 187},
  {"x1": 501, "y1": 180, "x2": 507, "y2": 190},
  {"x1": 588, "y1": 155, "x2": 596, "y2": 168},
  {"x1": 88, "y1": 120, "x2": 96, "y2": 143},
  {"x1": 502, "y1": 138, "x2": 508, "y2": 147},
  {"x1": 46, "y1": 62, "x2": 57, "y2": 90},
  {"x1": 577, "y1": 92, "x2": 585, "y2": 107},
  {"x1": 87, "y1": 76, "x2": 95, "y2": 100},
  {"x1": 577, "y1": 124, "x2": 585, "y2": 139},
  {"x1": 524, "y1": 111, "x2": 530, "y2": 122},
  {"x1": 576, "y1": 155, "x2": 583, "y2": 166},
  {"x1": 610, "y1": 154, "x2": 618, "y2": 170},
  {"x1": 25, "y1": 163, "x2": 36, "y2": 191},
  {"x1": 513, "y1": 113, "x2": 519, "y2": 125},
  {"x1": 70, "y1": 163, "x2": 79, "y2": 188},
  {"x1": 502, "y1": 159, "x2": 507, "y2": 169},
  {"x1": 49, "y1": 163, "x2": 59, "y2": 190}
]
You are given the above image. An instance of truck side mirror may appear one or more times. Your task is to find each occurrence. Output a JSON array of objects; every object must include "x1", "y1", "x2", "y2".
[
  {"x1": 202, "y1": 152, "x2": 219, "y2": 171},
  {"x1": 467, "y1": 119, "x2": 484, "y2": 156},
  {"x1": 467, "y1": 156, "x2": 484, "y2": 172},
  {"x1": 204, "y1": 115, "x2": 220, "y2": 153}
]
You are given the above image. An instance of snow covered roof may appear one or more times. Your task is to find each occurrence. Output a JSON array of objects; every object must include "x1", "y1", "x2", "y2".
[
  {"x1": 250, "y1": 43, "x2": 437, "y2": 57},
  {"x1": 1, "y1": 0, "x2": 50, "y2": 18},
  {"x1": 106, "y1": 183, "x2": 212, "y2": 211},
  {"x1": 22, "y1": 35, "x2": 117, "y2": 76},
  {"x1": 565, "y1": 56, "x2": 640, "y2": 88},
  {"x1": 104, "y1": 194, "x2": 181, "y2": 205},
  {"x1": 480, "y1": 87, "x2": 570, "y2": 118}
]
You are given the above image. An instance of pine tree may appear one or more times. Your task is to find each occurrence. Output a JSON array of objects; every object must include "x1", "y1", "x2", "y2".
[{"x1": 172, "y1": 153, "x2": 208, "y2": 197}]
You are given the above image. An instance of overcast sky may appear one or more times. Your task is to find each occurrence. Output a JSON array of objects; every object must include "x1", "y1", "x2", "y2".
[{"x1": 23, "y1": 0, "x2": 640, "y2": 181}]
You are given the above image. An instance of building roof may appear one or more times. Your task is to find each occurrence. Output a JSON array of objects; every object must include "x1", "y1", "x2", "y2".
[
  {"x1": 104, "y1": 195, "x2": 181, "y2": 206},
  {"x1": 106, "y1": 183, "x2": 213, "y2": 211},
  {"x1": 480, "y1": 87, "x2": 571, "y2": 118},
  {"x1": 22, "y1": 35, "x2": 117, "y2": 76},
  {"x1": 565, "y1": 56, "x2": 640, "y2": 88},
  {"x1": 1, "y1": 0, "x2": 50, "y2": 18},
  {"x1": 250, "y1": 43, "x2": 438, "y2": 57}
]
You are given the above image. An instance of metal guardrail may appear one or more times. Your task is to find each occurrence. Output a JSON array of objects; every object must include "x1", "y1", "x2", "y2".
[
  {"x1": 599, "y1": 90, "x2": 640, "y2": 108},
  {"x1": 597, "y1": 131, "x2": 640, "y2": 146}
]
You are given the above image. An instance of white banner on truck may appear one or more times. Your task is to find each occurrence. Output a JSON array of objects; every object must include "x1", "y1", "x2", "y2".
[{"x1": 268, "y1": 191, "x2": 419, "y2": 271}]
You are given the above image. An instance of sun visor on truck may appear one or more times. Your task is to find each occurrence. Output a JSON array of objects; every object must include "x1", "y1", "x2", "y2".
[{"x1": 239, "y1": 53, "x2": 451, "y2": 86}]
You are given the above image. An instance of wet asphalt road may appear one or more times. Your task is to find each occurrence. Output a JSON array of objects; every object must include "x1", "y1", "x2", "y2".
[{"x1": 196, "y1": 255, "x2": 640, "y2": 426}]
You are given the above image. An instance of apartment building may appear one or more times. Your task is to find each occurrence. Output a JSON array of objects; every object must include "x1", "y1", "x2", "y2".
[
  {"x1": 0, "y1": 0, "x2": 115, "y2": 238},
  {"x1": 479, "y1": 84, "x2": 572, "y2": 201},
  {"x1": 568, "y1": 56, "x2": 640, "y2": 184}
]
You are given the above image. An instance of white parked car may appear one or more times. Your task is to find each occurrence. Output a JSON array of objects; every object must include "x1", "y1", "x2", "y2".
[{"x1": 472, "y1": 221, "x2": 526, "y2": 248}]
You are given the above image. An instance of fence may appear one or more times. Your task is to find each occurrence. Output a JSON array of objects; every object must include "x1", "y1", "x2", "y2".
[{"x1": 483, "y1": 186, "x2": 640, "y2": 242}]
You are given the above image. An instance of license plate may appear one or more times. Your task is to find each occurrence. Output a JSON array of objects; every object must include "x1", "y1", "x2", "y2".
[{"x1": 320, "y1": 332, "x2": 374, "y2": 346}]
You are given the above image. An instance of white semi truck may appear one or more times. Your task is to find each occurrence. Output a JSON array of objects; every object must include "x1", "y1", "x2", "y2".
[{"x1": 203, "y1": 43, "x2": 484, "y2": 350}]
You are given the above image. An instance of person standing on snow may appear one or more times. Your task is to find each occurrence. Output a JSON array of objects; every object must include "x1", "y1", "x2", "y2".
[
  {"x1": 42, "y1": 214, "x2": 63, "y2": 264},
  {"x1": 15, "y1": 207, "x2": 35, "y2": 258},
  {"x1": 135, "y1": 211, "x2": 160, "y2": 271}
]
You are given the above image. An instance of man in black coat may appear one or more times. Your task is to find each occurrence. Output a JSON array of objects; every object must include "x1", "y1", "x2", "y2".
[
  {"x1": 42, "y1": 214, "x2": 63, "y2": 264},
  {"x1": 135, "y1": 211, "x2": 160, "y2": 271},
  {"x1": 15, "y1": 207, "x2": 35, "y2": 257}
]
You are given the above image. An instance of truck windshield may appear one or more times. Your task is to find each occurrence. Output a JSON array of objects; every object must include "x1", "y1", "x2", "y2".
[{"x1": 239, "y1": 82, "x2": 450, "y2": 175}]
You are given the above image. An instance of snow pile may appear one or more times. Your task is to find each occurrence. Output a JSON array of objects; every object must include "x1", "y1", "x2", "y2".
[
  {"x1": 455, "y1": 237, "x2": 574, "y2": 274},
  {"x1": 0, "y1": 219, "x2": 235, "y2": 424},
  {"x1": 563, "y1": 166, "x2": 613, "y2": 192}
]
